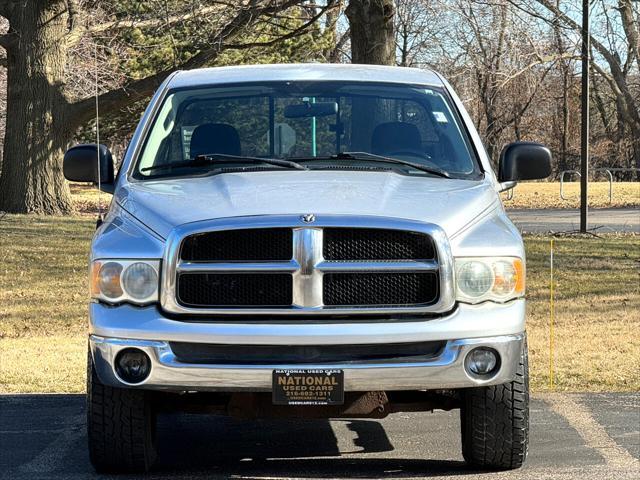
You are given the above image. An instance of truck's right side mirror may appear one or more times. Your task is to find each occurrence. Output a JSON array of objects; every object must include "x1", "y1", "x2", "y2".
[
  {"x1": 63, "y1": 144, "x2": 115, "y2": 194},
  {"x1": 498, "y1": 142, "x2": 552, "y2": 184}
]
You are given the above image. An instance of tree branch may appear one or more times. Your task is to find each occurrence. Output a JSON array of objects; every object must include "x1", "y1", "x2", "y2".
[
  {"x1": 224, "y1": 2, "x2": 336, "y2": 51},
  {"x1": 330, "y1": 27, "x2": 350, "y2": 62},
  {"x1": 64, "y1": 0, "x2": 86, "y2": 46},
  {"x1": 66, "y1": 1, "x2": 259, "y2": 47},
  {"x1": 87, "y1": 0, "x2": 322, "y2": 36},
  {"x1": 618, "y1": 0, "x2": 640, "y2": 72},
  {"x1": 592, "y1": 73, "x2": 616, "y2": 140},
  {"x1": 89, "y1": 5, "x2": 223, "y2": 34},
  {"x1": 496, "y1": 52, "x2": 578, "y2": 88},
  {"x1": 69, "y1": 0, "x2": 332, "y2": 124},
  {"x1": 590, "y1": 60, "x2": 629, "y2": 116},
  {"x1": 521, "y1": 0, "x2": 640, "y2": 127}
]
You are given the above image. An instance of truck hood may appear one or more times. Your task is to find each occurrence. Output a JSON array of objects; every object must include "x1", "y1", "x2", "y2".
[{"x1": 115, "y1": 171, "x2": 499, "y2": 239}]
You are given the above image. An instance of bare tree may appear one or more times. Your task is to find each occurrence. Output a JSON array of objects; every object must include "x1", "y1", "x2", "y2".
[
  {"x1": 551, "y1": 1, "x2": 578, "y2": 172},
  {"x1": 511, "y1": 0, "x2": 640, "y2": 172},
  {"x1": 395, "y1": 0, "x2": 435, "y2": 67},
  {"x1": 451, "y1": 1, "x2": 561, "y2": 160},
  {"x1": 0, "y1": 0, "x2": 337, "y2": 214}
]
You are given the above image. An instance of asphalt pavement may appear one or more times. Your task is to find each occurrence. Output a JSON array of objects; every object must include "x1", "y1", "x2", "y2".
[
  {"x1": 1, "y1": 392, "x2": 638, "y2": 479},
  {"x1": 507, "y1": 207, "x2": 639, "y2": 233}
]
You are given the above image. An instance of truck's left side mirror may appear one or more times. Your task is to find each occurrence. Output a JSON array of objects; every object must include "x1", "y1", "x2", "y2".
[
  {"x1": 498, "y1": 142, "x2": 552, "y2": 185},
  {"x1": 63, "y1": 144, "x2": 115, "y2": 194}
]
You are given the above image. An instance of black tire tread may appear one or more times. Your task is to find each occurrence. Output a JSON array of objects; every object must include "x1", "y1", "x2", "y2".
[
  {"x1": 87, "y1": 351, "x2": 157, "y2": 473},
  {"x1": 461, "y1": 340, "x2": 529, "y2": 470}
]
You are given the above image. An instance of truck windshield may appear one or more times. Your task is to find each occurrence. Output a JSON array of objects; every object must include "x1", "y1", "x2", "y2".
[{"x1": 134, "y1": 81, "x2": 481, "y2": 179}]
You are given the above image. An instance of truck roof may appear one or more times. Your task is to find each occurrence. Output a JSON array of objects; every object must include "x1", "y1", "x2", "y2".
[{"x1": 169, "y1": 63, "x2": 444, "y2": 89}]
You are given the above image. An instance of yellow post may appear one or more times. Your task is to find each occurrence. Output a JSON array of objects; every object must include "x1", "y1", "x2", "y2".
[{"x1": 549, "y1": 238, "x2": 555, "y2": 389}]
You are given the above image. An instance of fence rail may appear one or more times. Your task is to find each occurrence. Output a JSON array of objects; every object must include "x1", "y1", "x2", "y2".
[{"x1": 559, "y1": 167, "x2": 640, "y2": 203}]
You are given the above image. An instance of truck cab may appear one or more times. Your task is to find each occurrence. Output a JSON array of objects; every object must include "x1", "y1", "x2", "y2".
[{"x1": 64, "y1": 64, "x2": 550, "y2": 473}]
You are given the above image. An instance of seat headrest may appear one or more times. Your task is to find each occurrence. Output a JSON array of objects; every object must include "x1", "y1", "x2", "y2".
[
  {"x1": 371, "y1": 122, "x2": 422, "y2": 156},
  {"x1": 189, "y1": 123, "x2": 241, "y2": 158}
]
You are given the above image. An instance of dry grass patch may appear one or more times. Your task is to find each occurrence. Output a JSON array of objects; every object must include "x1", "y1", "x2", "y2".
[
  {"x1": 0, "y1": 335, "x2": 86, "y2": 393},
  {"x1": 501, "y1": 182, "x2": 639, "y2": 209},
  {"x1": 0, "y1": 213, "x2": 638, "y2": 393},
  {"x1": 524, "y1": 235, "x2": 640, "y2": 392},
  {"x1": 69, "y1": 183, "x2": 104, "y2": 216},
  {"x1": 0, "y1": 215, "x2": 93, "y2": 338},
  {"x1": 71, "y1": 182, "x2": 640, "y2": 212}
]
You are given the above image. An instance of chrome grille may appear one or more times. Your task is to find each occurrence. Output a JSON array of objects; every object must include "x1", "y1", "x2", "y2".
[
  {"x1": 323, "y1": 228, "x2": 435, "y2": 261},
  {"x1": 162, "y1": 215, "x2": 455, "y2": 315},
  {"x1": 177, "y1": 273, "x2": 293, "y2": 307},
  {"x1": 181, "y1": 228, "x2": 292, "y2": 261},
  {"x1": 323, "y1": 272, "x2": 438, "y2": 306}
]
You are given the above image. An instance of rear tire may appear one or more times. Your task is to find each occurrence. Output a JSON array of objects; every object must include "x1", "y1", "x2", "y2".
[
  {"x1": 87, "y1": 350, "x2": 157, "y2": 473},
  {"x1": 460, "y1": 339, "x2": 529, "y2": 470}
]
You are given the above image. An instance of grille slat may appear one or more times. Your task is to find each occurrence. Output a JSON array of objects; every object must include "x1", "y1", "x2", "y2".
[
  {"x1": 181, "y1": 228, "x2": 292, "y2": 262},
  {"x1": 323, "y1": 228, "x2": 435, "y2": 261},
  {"x1": 178, "y1": 273, "x2": 292, "y2": 307},
  {"x1": 323, "y1": 272, "x2": 438, "y2": 306}
]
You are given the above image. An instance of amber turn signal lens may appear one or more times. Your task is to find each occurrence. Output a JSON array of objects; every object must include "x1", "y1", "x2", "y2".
[
  {"x1": 513, "y1": 258, "x2": 525, "y2": 294},
  {"x1": 97, "y1": 262, "x2": 124, "y2": 299},
  {"x1": 90, "y1": 261, "x2": 102, "y2": 296}
]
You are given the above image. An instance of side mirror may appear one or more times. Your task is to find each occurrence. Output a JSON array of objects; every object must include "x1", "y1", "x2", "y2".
[
  {"x1": 498, "y1": 142, "x2": 552, "y2": 184},
  {"x1": 63, "y1": 144, "x2": 115, "y2": 193}
]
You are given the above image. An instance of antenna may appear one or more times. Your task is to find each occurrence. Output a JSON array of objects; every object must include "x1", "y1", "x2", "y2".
[{"x1": 95, "y1": 44, "x2": 103, "y2": 224}]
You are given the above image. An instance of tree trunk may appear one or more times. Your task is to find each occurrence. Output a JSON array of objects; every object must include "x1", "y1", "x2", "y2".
[
  {"x1": 345, "y1": 0, "x2": 396, "y2": 65},
  {"x1": 553, "y1": 2, "x2": 571, "y2": 173},
  {"x1": 344, "y1": 0, "x2": 396, "y2": 149},
  {"x1": 0, "y1": 1, "x2": 74, "y2": 214},
  {"x1": 0, "y1": 0, "x2": 337, "y2": 214}
]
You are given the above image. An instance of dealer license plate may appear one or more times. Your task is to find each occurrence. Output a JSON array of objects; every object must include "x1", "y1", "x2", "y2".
[{"x1": 272, "y1": 369, "x2": 344, "y2": 405}]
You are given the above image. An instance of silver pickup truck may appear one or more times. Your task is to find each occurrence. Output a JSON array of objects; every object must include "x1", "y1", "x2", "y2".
[{"x1": 63, "y1": 64, "x2": 550, "y2": 473}]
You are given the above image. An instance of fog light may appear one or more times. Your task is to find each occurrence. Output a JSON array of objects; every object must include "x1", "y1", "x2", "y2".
[
  {"x1": 115, "y1": 348, "x2": 151, "y2": 384},
  {"x1": 466, "y1": 348, "x2": 499, "y2": 376}
]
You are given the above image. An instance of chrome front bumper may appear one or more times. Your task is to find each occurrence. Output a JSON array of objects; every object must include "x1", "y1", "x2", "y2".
[
  {"x1": 89, "y1": 299, "x2": 526, "y2": 392},
  {"x1": 90, "y1": 333, "x2": 524, "y2": 391}
]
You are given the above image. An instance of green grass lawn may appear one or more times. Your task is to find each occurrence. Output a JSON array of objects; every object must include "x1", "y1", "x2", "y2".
[{"x1": 1, "y1": 214, "x2": 638, "y2": 393}]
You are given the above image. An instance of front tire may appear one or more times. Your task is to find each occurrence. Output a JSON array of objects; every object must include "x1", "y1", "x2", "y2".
[
  {"x1": 87, "y1": 350, "x2": 157, "y2": 473},
  {"x1": 460, "y1": 340, "x2": 529, "y2": 470}
]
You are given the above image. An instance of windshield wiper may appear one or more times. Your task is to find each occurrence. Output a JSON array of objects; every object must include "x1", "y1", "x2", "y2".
[
  {"x1": 336, "y1": 152, "x2": 451, "y2": 178},
  {"x1": 141, "y1": 153, "x2": 307, "y2": 173},
  {"x1": 293, "y1": 151, "x2": 450, "y2": 178}
]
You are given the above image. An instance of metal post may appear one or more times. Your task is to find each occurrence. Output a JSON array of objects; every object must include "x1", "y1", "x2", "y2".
[
  {"x1": 580, "y1": 0, "x2": 590, "y2": 232},
  {"x1": 560, "y1": 170, "x2": 580, "y2": 201},
  {"x1": 311, "y1": 97, "x2": 317, "y2": 157},
  {"x1": 549, "y1": 238, "x2": 555, "y2": 390}
]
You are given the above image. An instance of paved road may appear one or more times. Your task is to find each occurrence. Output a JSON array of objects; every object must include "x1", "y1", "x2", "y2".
[
  {"x1": 507, "y1": 207, "x2": 639, "y2": 233},
  {"x1": 1, "y1": 393, "x2": 638, "y2": 479}
]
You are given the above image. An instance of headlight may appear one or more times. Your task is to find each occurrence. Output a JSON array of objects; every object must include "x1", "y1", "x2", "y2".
[
  {"x1": 90, "y1": 260, "x2": 160, "y2": 304},
  {"x1": 455, "y1": 257, "x2": 524, "y2": 304}
]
